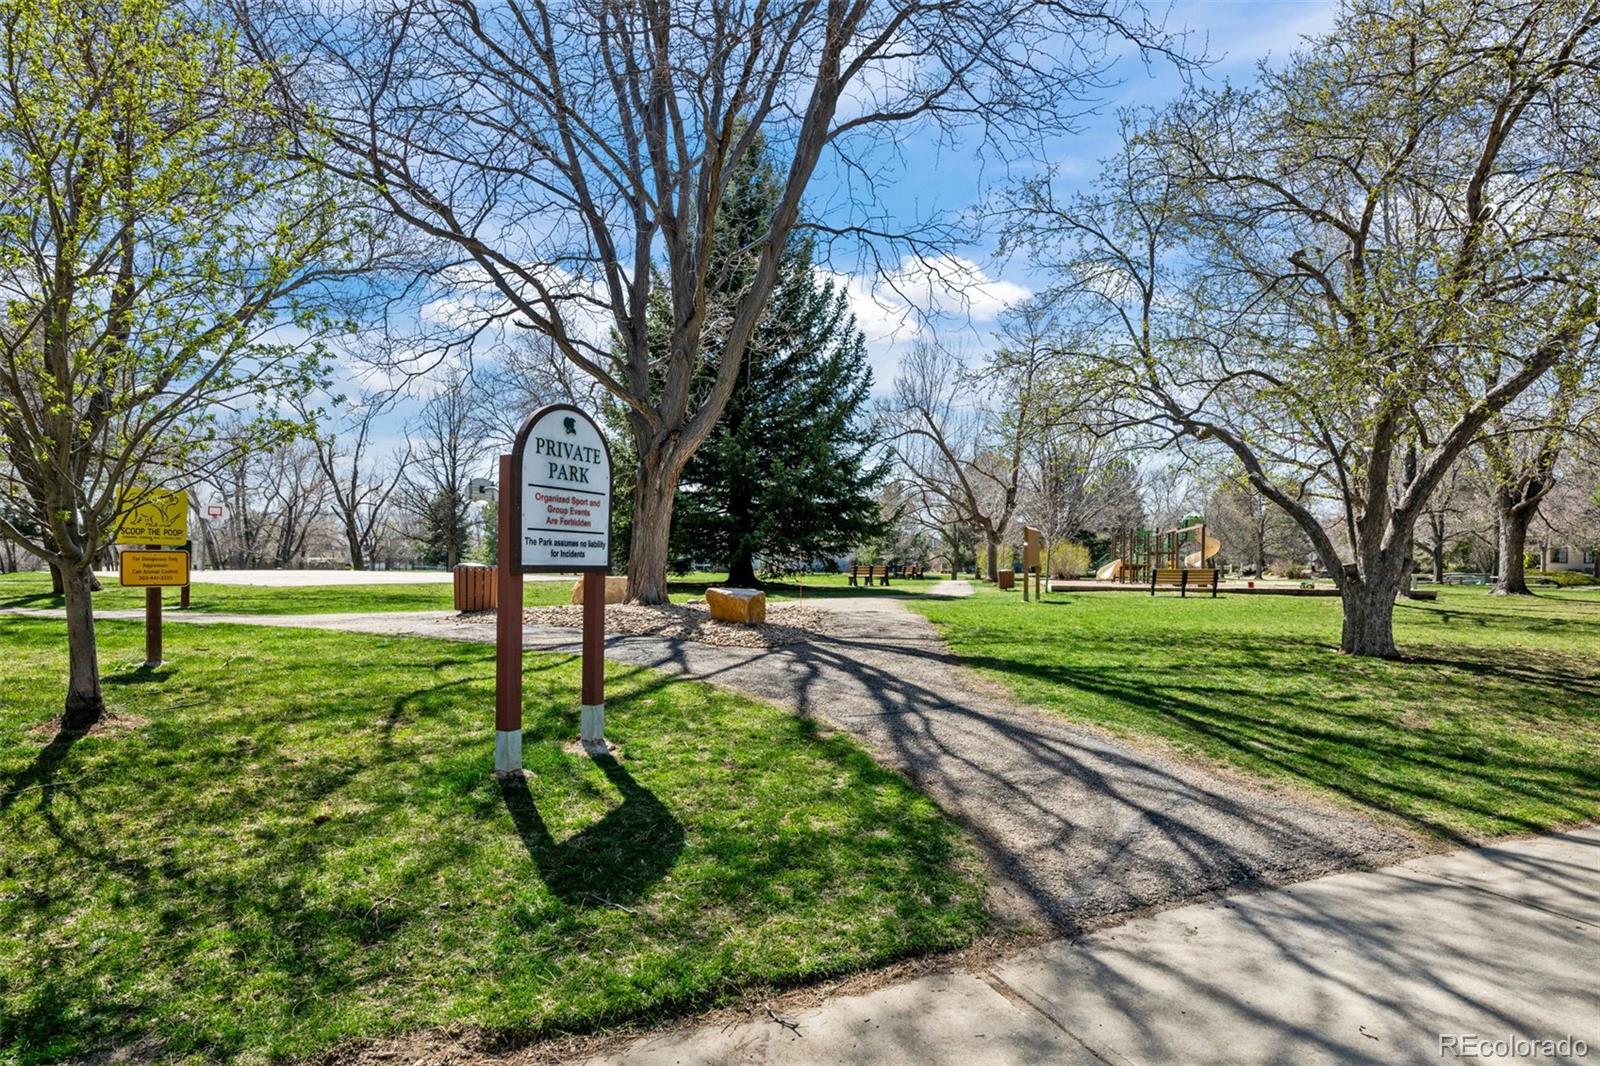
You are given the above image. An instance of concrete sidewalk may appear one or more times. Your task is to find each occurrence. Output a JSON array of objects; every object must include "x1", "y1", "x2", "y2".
[{"x1": 594, "y1": 828, "x2": 1599, "y2": 1065}]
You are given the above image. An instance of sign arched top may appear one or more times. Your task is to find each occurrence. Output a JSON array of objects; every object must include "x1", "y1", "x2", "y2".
[{"x1": 508, "y1": 403, "x2": 613, "y2": 572}]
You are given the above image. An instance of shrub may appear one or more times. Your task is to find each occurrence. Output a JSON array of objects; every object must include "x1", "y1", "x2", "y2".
[
  {"x1": 1530, "y1": 569, "x2": 1600, "y2": 587},
  {"x1": 1049, "y1": 541, "x2": 1092, "y2": 578}
]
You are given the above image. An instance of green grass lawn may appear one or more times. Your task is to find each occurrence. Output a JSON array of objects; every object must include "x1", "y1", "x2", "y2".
[
  {"x1": 0, "y1": 572, "x2": 582, "y2": 614},
  {"x1": 0, "y1": 619, "x2": 986, "y2": 1063},
  {"x1": 909, "y1": 585, "x2": 1600, "y2": 842},
  {"x1": 0, "y1": 569, "x2": 948, "y2": 616},
  {"x1": 663, "y1": 570, "x2": 950, "y2": 604}
]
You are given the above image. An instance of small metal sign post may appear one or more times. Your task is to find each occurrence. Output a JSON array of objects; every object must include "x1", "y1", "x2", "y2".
[{"x1": 495, "y1": 404, "x2": 613, "y2": 775}]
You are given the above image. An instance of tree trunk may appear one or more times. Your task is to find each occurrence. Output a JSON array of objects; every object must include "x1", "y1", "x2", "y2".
[
  {"x1": 339, "y1": 515, "x2": 364, "y2": 569},
  {"x1": 1489, "y1": 515, "x2": 1501, "y2": 584},
  {"x1": 726, "y1": 552, "x2": 759, "y2": 588},
  {"x1": 627, "y1": 454, "x2": 679, "y2": 605},
  {"x1": 61, "y1": 563, "x2": 105, "y2": 730},
  {"x1": 985, "y1": 531, "x2": 1001, "y2": 582},
  {"x1": 1396, "y1": 530, "x2": 1425, "y2": 599},
  {"x1": 1492, "y1": 500, "x2": 1535, "y2": 595},
  {"x1": 1423, "y1": 512, "x2": 1446, "y2": 583},
  {"x1": 50, "y1": 562, "x2": 64, "y2": 595},
  {"x1": 1339, "y1": 577, "x2": 1401, "y2": 658}
]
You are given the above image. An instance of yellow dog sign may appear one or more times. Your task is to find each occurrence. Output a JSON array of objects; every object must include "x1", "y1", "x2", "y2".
[{"x1": 115, "y1": 488, "x2": 189, "y2": 546}]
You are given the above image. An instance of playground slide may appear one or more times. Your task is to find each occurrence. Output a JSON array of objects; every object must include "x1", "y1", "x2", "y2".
[
  {"x1": 1185, "y1": 534, "x2": 1222, "y2": 569},
  {"x1": 1096, "y1": 558, "x2": 1128, "y2": 580}
]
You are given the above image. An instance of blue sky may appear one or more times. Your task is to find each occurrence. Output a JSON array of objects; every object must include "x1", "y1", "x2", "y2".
[
  {"x1": 345, "y1": 1, "x2": 1339, "y2": 460},
  {"x1": 814, "y1": 0, "x2": 1340, "y2": 392}
]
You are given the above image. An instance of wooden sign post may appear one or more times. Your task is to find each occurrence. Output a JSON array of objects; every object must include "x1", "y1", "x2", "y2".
[
  {"x1": 115, "y1": 488, "x2": 190, "y2": 668},
  {"x1": 496, "y1": 404, "x2": 613, "y2": 775},
  {"x1": 1023, "y1": 526, "x2": 1042, "y2": 602},
  {"x1": 119, "y1": 548, "x2": 190, "y2": 666}
]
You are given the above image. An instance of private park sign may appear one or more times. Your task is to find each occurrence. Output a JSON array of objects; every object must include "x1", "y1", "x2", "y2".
[
  {"x1": 514, "y1": 406, "x2": 612, "y2": 570},
  {"x1": 496, "y1": 403, "x2": 614, "y2": 775}
]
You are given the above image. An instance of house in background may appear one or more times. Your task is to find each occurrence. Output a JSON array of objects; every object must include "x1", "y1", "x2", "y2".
[{"x1": 1540, "y1": 542, "x2": 1599, "y2": 575}]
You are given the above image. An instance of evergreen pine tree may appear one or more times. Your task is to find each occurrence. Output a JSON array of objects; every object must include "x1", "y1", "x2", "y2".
[
  {"x1": 608, "y1": 136, "x2": 886, "y2": 584},
  {"x1": 416, "y1": 490, "x2": 471, "y2": 568},
  {"x1": 671, "y1": 165, "x2": 885, "y2": 583}
]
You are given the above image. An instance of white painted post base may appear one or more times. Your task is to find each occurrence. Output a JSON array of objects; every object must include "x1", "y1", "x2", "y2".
[
  {"x1": 494, "y1": 729, "x2": 523, "y2": 774},
  {"x1": 580, "y1": 703, "x2": 606, "y2": 747}
]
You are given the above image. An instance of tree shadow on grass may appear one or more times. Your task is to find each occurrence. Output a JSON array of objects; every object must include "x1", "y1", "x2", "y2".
[
  {"x1": 500, "y1": 754, "x2": 684, "y2": 907},
  {"x1": 0, "y1": 589, "x2": 62, "y2": 610},
  {"x1": 102, "y1": 663, "x2": 179, "y2": 687},
  {"x1": 949, "y1": 649, "x2": 1600, "y2": 842},
  {"x1": 0, "y1": 728, "x2": 84, "y2": 813}
]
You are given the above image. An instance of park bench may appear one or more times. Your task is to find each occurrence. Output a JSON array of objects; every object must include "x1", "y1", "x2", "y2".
[
  {"x1": 1149, "y1": 567, "x2": 1219, "y2": 598},
  {"x1": 849, "y1": 564, "x2": 890, "y2": 587}
]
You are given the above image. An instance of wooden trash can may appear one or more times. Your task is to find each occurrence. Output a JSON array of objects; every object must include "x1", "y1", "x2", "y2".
[
  {"x1": 996, "y1": 570, "x2": 1015, "y2": 590},
  {"x1": 453, "y1": 564, "x2": 497, "y2": 611}
]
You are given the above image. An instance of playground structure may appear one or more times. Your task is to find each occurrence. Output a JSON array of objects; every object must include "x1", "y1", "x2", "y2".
[{"x1": 1098, "y1": 515, "x2": 1221, "y2": 584}]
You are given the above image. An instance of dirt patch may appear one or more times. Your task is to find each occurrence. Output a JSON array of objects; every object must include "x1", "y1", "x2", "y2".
[
  {"x1": 26, "y1": 711, "x2": 149, "y2": 740},
  {"x1": 459, "y1": 602, "x2": 829, "y2": 648}
]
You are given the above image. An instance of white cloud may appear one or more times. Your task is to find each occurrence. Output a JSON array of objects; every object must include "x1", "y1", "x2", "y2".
[
  {"x1": 1200, "y1": 3, "x2": 1337, "y2": 70},
  {"x1": 821, "y1": 254, "x2": 1031, "y2": 392}
]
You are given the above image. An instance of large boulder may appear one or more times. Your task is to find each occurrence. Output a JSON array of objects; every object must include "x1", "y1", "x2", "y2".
[
  {"x1": 569, "y1": 575, "x2": 629, "y2": 604},
  {"x1": 706, "y1": 586, "x2": 767, "y2": 625}
]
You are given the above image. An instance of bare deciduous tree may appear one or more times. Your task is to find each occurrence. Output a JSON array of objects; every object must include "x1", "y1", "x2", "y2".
[
  {"x1": 403, "y1": 368, "x2": 490, "y2": 569},
  {"x1": 880, "y1": 326, "x2": 1058, "y2": 580},
  {"x1": 241, "y1": 0, "x2": 1182, "y2": 602},
  {"x1": 1480, "y1": 340, "x2": 1600, "y2": 594},
  {"x1": 256, "y1": 441, "x2": 330, "y2": 569},
  {"x1": 301, "y1": 396, "x2": 411, "y2": 571},
  {"x1": 1008, "y1": 0, "x2": 1600, "y2": 656}
]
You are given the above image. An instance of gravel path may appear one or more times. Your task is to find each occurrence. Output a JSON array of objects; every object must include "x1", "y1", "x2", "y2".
[
  {"x1": 5, "y1": 598, "x2": 1419, "y2": 931},
  {"x1": 464, "y1": 602, "x2": 830, "y2": 648},
  {"x1": 550, "y1": 598, "x2": 1422, "y2": 930}
]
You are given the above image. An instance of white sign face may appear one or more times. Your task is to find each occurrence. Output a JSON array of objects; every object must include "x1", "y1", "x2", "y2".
[{"x1": 514, "y1": 406, "x2": 612, "y2": 570}]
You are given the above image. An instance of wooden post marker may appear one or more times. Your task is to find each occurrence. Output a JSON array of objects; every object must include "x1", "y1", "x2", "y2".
[
  {"x1": 1023, "y1": 526, "x2": 1042, "y2": 601},
  {"x1": 494, "y1": 454, "x2": 525, "y2": 774},
  {"x1": 496, "y1": 404, "x2": 613, "y2": 775},
  {"x1": 145, "y1": 584, "x2": 162, "y2": 665},
  {"x1": 180, "y1": 538, "x2": 193, "y2": 609},
  {"x1": 118, "y1": 546, "x2": 188, "y2": 666},
  {"x1": 113, "y1": 486, "x2": 190, "y2": 668},
  {"x1": 581, "y1": 570, "x2": 605, "y2": 744}
]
